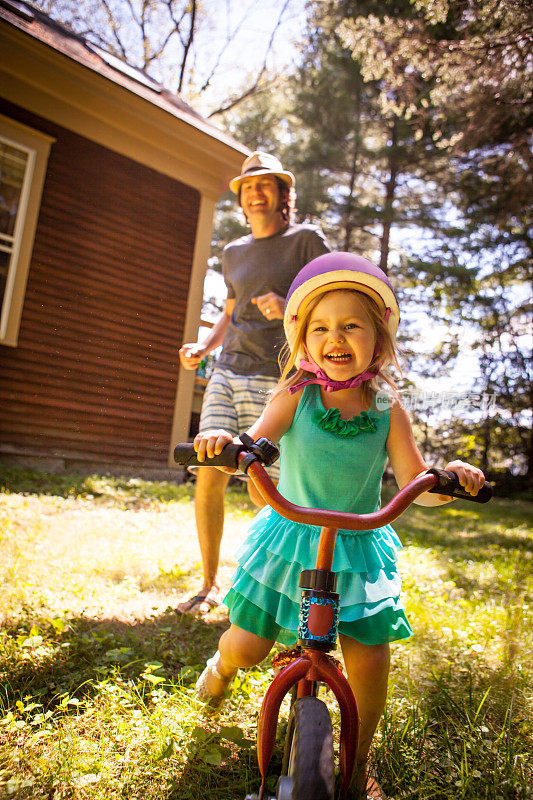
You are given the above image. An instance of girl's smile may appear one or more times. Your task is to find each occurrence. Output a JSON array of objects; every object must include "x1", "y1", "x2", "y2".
[
  {"x1": 324, "y1": 350, "x2": 352, "y2": 363},
  {"x1": 305, "y1": 290, "x2": 377, "y2": 379}
]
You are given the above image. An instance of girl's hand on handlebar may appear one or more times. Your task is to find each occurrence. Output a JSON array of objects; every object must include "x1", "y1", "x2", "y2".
[
  {"x1": 194, "y1": 429, "x2": 236, "y2": 473},
  {"x1": 443, "y1": 460, "x2": 486, "y2": 498}
]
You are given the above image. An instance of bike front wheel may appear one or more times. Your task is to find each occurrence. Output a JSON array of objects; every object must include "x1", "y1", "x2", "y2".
[{"x1": 277, "y1": 695, "x2": 335, "y2": 800}]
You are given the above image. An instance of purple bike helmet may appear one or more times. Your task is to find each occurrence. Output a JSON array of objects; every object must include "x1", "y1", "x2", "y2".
[{"x1": 284, "y1": 252, "x2": 400, "y2": 361}]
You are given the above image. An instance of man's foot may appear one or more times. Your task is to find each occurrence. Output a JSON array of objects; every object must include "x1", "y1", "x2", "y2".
[
  {"x1": 195, "y1": 651, "x2": 237, "y2": 709},
  {"x1": 363, "y1": 771, "x2": 387, "y2": 800},
  {"x1": 354, "y1": 763, "x2": 387, "y2": 800},
  {"x1": 177, "y1": 587, "x2": 222, "y2": 615}
]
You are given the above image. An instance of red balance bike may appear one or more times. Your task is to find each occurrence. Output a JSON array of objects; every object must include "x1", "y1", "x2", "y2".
[{"x1": 174, "y1": 435, "x2": 492, "y2": 800}]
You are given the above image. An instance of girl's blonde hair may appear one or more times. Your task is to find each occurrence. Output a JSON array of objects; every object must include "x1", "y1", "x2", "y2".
[{"x1": 270, "y1": 289, "x2": 402, "y2": 406}]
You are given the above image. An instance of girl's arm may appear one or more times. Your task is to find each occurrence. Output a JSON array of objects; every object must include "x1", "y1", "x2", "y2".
[
  {"x1": 386, "y1": 401, "x2": 485, "y2": 506},
  {"x1": 194, "y1": 388, "x2": 301, "y2": 466}
]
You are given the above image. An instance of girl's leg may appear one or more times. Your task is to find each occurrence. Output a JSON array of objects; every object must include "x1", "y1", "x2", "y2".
[
  {"x1": 220, "y1": 624, "x2": 275, "y2": 670},
  {"x1": 339, "y1": 635, "x2": 390, "y2": 770},
  {"x1": 199, "y1": 624, "x2": 275, "y2": 700}
]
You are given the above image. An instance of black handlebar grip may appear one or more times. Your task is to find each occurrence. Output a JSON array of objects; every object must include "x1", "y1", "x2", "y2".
[
  {"x1": 427, "y1": 468, "x2": 493, "y2": 503},
  {"x1": 173, "y1": 442, "x2": 244, "y2": 469}
]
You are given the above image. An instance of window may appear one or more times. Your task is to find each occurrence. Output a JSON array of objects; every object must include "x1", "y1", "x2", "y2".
[
  {"x1": 0, "y1": 140, "x2": 28, "y2": 306},
  {"x1": 0, "y1": 115, "x2": 54, "y2": 346}
]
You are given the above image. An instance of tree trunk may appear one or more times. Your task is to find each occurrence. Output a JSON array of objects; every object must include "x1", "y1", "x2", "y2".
[
  {"x1": 342, "y1": 143, "x2": 359, "y2": 251},
  {"x1": 526, "y1": 382, "x2": 533, "y2": 489},
  {"x1": 342, "y1": 84, "x2": 361, "y2": 251},
  {"x1": 480, "y1": 415, "x2": 491, "y2": 475},
  {"x1": 380, "y1": 117, "x2": 399, "y2": 274}
]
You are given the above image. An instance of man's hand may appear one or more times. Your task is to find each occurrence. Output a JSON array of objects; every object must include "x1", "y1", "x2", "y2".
[
  {"x1": 179, "y1": 342, "x2": 206, "y2": 370},
  {"x1": 252, "y1": 292, "x2": 285, "y2": 320}
]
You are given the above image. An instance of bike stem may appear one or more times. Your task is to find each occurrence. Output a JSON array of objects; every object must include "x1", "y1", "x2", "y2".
[{"x1": 316, "y1": 526, "x2": 338, "y2": 571}]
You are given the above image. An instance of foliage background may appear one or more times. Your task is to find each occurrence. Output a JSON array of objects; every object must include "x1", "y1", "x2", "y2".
[{"x1": 30, "y1": 0, "x2": 531, "y2": 487}]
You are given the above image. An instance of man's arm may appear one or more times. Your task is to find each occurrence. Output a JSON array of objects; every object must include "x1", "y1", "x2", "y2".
[
  {"x1": 179, "y1": 299, "x2": 235, "y2": 370},
  {"x1": 252, "y1": 228, "x2": 331, "y2": 321}
]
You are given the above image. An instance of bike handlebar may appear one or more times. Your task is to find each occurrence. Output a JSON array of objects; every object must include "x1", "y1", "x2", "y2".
[
  {"x1": 425, "y1": 467, "x2": 492, "y2": 504},
  {"x1": 174, "y1": 442, "x2": 243, "y2": 469},
  {"x1": 173, "y1": 435, "x2": 279, "y2": 473},
  {"x1": 173, "y1": 441, "x2": 492, "y2": 532}
]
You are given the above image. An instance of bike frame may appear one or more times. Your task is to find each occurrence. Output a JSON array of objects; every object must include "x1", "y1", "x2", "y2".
[{"x1": 240, "y1": 455, "x2": 440, "y2": 800}]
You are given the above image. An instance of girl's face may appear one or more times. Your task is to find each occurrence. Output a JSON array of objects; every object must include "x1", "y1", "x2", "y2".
[{"x1": 304, "y1": 290, "x2": 377, "y2": 380}]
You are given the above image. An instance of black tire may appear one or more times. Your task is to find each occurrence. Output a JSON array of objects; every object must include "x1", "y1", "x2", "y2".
[{"x1": 283, "y1": 696, "x2": 335, "y2": 800}]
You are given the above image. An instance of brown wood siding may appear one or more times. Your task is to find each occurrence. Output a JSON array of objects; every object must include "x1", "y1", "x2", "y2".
[{"x1": 0, "y1": 100, "x2": 200, "y2": 468}]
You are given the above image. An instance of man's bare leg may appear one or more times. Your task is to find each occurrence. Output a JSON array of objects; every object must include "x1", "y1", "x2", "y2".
[
  {"x1": 196, "y1": 466, "x2": 231, "y2": 590},
  {"x1": 177, "y1": 466, "x2": 230, "y2": 614}
]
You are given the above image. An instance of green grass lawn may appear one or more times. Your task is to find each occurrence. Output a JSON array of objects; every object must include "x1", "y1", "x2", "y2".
[{"x1": 0, "y1": 465, "x2": 531, "y2": 799}]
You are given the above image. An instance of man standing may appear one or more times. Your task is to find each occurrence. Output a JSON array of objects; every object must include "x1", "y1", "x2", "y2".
[{"x1": 178, "y1": 152, "x2": 330, "y2": 614}]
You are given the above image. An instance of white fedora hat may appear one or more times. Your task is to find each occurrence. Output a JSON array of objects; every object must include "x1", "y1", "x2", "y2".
[{"x1": 229, "y1": 151, "x2": 295, "y2": 193}]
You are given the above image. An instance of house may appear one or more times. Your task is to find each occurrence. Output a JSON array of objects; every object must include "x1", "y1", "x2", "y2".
[{"x1": 0, "y1": 0, "x2": 247, "y2": 476}]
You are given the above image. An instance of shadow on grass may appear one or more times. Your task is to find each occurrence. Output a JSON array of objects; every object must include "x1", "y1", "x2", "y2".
[
  {"x1": 0, "y1": 464, "x2": 194, "y2": 505},
  {"x1": 161, "y1": 715, "x2": 285, "y2": 800},
  {"x1": 0, "y1": 608, "x2": 228, "y2": 712},
  {"x1": 403, "y1": 625, "x2": 527, "y2": 708},
  {"x1": 393, "y1": 496, "x2": 533, "y2": 551},
  {"x1": 400, "y1": 517, "x2": 533, "y2": 555},
  {"x1": 392, "y1": 497, "x2": 533, "y2": 598},
  {"x1": 0, "y1": 608, "x2": 273, "y2": 800},
  {"x1": 164, "y1": 753, "x2": 253, "y2": 800}
]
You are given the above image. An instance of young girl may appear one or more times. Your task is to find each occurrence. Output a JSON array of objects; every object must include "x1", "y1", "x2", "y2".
[{"x1": 192, "y1": 252, "x2": 485, "y2": 800}]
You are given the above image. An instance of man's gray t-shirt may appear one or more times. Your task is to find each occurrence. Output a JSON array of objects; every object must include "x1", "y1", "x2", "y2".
[{"x1": 216, "y1": 223, "x2": 330, "y2": 378}]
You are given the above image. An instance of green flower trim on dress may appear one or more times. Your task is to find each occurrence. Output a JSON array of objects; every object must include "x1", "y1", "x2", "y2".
[{"x1": 312, "y1": 407, "x2": 378, "y2": 438}]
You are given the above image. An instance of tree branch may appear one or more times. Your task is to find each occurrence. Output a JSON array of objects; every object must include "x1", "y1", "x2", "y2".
[
  {"x1": 199, "y1": 0, "x2": 263, "y2": 94},
  {"x1": 100, "y1": 0, "x2": 128, "y2": 58},
  {"x1": 178, "y1": 0, "x2": 196, "y2": 93},
  {"x1": 208, "y1": 0, "x2": 292, "y2": 116},
  {"x1": 165, "y1": 0, "x2": 188, "y2": 48}
]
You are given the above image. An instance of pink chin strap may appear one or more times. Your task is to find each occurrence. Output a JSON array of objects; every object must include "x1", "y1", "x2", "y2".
[
  {"x1": 288, "y1": 353, "x2": 380, "y2": 395},
  {"x1": 287, "y1": 308, "x2": 391, "y2": 395}
]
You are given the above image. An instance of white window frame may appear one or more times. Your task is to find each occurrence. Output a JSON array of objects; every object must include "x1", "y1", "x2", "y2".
[{"x1": 0, "y1": 115, "x2": 54, "y2": 346}]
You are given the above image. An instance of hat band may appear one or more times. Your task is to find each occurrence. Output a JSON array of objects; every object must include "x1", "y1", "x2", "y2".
[{"x1": 242, "y1": 166, "x2": 271, "y2": 175}]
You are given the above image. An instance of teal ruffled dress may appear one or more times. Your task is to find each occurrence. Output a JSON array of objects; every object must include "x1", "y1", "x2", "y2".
[{"x1": 224, "y1": 384, "x2": 413, "y2": 645}]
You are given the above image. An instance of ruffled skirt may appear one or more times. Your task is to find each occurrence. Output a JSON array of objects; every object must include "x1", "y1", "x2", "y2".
[{"x1": 224, "y1": 505, "x2": 413, "y2": 646}]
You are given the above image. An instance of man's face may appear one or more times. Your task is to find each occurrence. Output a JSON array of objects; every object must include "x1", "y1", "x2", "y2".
[{"x1": 239, "y1": 175, "x2": 281, "y2": 227}]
